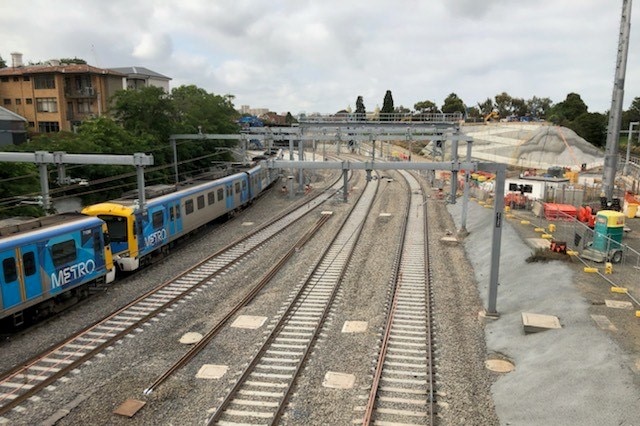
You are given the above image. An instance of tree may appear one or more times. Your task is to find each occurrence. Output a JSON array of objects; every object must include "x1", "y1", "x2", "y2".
[
  {"x1": 526, "y1": 96, "x2": 552, "y2": 119},
  {"x1": 285, "y1": 112, "x2": 297, "y2": 125},
  {"x1": 414, "y1": 100, "x2": 440, "y2": 114},
  {"x1": 394, "y1": 105, "x2": 411, "y2": 114},
  {"x1": 511, "y1": 97, "x2": 528, "y2": 117},
  {"x1": 381, "y1": 90, "x2": 394, "y2": 116},
  {"x1": 441, "y1": 93, "x2": 465, "y2": 114},
  {"x1": 59, "y1": 57, "x2": 87, "y2": 64},
  {"x1": 548, "y1": 93, "x2": 588, "y2": 124},
  {"x1": 355, "y1": 96, "x2": 366, "y2": 119},
  {"x1": 171, "y1": 85, "x2": 238, "y2": 134},
  {"x1": 571, "y1": 112, "x2": 607, "y2": 147},
  {"x1": 0, "y1": 55, "x2": 6, "y2": 68},
  {"x1": 494, "y1": 92, "x2": 513, "y2": 118},
  {"x1": 110, "y1": 85, "x2": 176, "y2": 143},
  {"x1": 477, "y1": 98, "x2": 494, "y2": 116}
]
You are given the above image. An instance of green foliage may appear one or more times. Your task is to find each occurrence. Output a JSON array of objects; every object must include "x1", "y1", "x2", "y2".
[
  {"x1": 0, "y1": 55, "x2": 6, "y2": 68},
  {"x1": 494, "y1": 92, "x2": 512, "y2": 117},
  {"x1": 285, "y1": 112, "x2": 298, "y2": 125},
  {"x1": 441, "y1": 93, "x2": 465, "y2": 114},
  {"x1": 548, "y1": 93, "x2": 588, "y2": 123},
  {"x1": 414, "y1": 100, "x2": 439, "y2": 114},
  {"x1": 355, "y1": 96, "x2": 366, "y2": 115},
  {"x1": 110, "y1": 86, "x2": 176, "y2": 142},
  {"x1": 59, "y1": 57, "x2": 87, "y2": 64},
  {"x1": 477, "y1": 98, "x2": 494, "y2": 116},
  {"x1": 526, "y1": 96, "x2": 552, "y2": 119},
  {"x1": 570, "y1": 112, "x2": 607, "y2": 147},
  {"x1": 381, "y1": 90, "x2": 394, "y2": 115}
]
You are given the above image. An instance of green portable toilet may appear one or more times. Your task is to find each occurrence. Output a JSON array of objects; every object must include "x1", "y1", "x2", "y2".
[{"x1": 592, "y1": 210, "x2": 625, "y2": 252}]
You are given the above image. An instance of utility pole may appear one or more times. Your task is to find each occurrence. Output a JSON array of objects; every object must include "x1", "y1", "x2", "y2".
[{"x1": 603, "y1": 0, "x2": 633, "y2": 203}]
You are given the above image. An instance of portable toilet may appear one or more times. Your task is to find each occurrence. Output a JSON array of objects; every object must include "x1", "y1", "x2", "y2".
[{"x1": 592, "y1": 210, "x2": 625, "y2": 252}]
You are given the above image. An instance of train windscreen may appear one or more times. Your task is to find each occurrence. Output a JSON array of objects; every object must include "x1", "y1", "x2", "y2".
[{"x1": 98, "y1": 215, "x2": 128, "y2": 243}]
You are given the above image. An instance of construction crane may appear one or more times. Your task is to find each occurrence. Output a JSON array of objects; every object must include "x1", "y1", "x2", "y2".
[{"x1": 602, "y1": 0, "x2": 633, "y2": 203}]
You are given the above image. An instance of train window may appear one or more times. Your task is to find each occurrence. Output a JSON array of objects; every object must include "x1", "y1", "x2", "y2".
[
  {"x1": 52, "y1": 240, "x2": 76, "y2": 267},
  {"x1": 23, "y1": 252, "x2": 36, "y2": 276},
  {"x1": 175, "y1": 204, "x2": 181, "y2": 218},
  {"x1": 152, "y1": 211, "x2": 163, "y2": 229},
  {"x1": 197, "y1": 195, "x2": 205, "y2": 210},
  {"x1": 2, "y1": 257, "x2": 17, "y2": 283},
  {"x1": 217, "y1": 188, "x2": 224, "y2": 201},
  {"x1": 185, "y1": 199, "x2": 194, "y2": 215},
  {"x1": 169, "y1": 206, "x2": 174, "y2": 220},
  {"x1": 226, "y1": 187, "x2": 232, "y2": 197},
  {"x1": 208, "y1": 191, "x2": 215, "y2": 205},
  {"x1": 235, "y1": 182, "x2": 240, "y2": 194},
  {"x1": 98, "y1": 215, "x2": 127, "y2": 243},
  {"x1": 242, "y1": 180, "x2": 247, "y2": 191}
]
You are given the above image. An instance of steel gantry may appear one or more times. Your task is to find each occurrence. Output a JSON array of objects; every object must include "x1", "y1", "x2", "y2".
[{"x1": 0, "y1": 151, "x2": 154, "y2": 211}]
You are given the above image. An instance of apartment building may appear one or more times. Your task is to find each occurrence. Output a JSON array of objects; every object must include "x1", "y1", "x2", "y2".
[
  {"x1": 0, "y1": 53, "x2": 125, "y2": 132},
  {"x1": 109, "y1": 66, "x2": 171, "y2": 92}
]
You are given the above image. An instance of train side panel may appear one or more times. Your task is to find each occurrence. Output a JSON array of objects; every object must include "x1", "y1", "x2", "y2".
[{"x1": 0, "y1": 216, "x2": 113, "y2": 321}]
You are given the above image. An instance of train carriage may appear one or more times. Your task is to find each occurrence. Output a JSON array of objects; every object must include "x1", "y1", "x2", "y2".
[
  {"x1": 0, "y1": 213, "x2": 115, "y2": 325},
  {"x1": 82, "y1": 161, "x2": 275, "y2": 273}
]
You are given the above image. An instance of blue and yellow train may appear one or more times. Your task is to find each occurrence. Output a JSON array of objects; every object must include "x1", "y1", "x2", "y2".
[{"x1": 0, "y1": 161, "x2": 277, "y2": 327}]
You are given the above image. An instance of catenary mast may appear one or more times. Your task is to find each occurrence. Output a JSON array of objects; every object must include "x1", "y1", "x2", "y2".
[{"x1": 603, "y1": 0, "x2": 633, "y2": 203}]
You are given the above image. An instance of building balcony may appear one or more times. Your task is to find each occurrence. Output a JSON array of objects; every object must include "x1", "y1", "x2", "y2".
[{"x1": 64, "y1": 86, "x2": 96, "y2": 98}]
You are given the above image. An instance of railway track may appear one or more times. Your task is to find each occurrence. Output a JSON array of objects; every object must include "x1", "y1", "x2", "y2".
[
  {"x1": 359, "y1": 170, "x2": 436, "y2": 425},
  {"x1": 206, "y1": 172, "x2": 379, "y2": 425},
  {"x1": 0, "y1": 175, "x2": 351, "y2": 419}
]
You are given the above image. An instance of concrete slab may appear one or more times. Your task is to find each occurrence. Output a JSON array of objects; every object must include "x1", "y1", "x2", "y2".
[
  {"x1": 322, "y1": 372, "x2": 356, "y2": 389},
  {"x1": 114, "y1": 399, "x2": 145, "y2": 417},
  {"x1": 179, "y1": 332, "x2": 203, "y2": 344},
  {"x1": 231, "y1": 315, "x2": 268, "y2": 329},
  {"x1": 521, "y1": 312, "x2": 561, "y2": 333},
  {"x1": 342, "y1": 321, "x2": 368, "y2": 333},
  {"x1": 196, "y1": 364, "x2": 228, "y2": 379},
  {"x1": 526, "y1": 238, "x2": 550, "y2": 249},
  {"x1": 485, "y1": 359, "x2": 515, "y2": 373},
  {"x1": 590, "y1": 314, "x2": 617, "y2": 331},
  {"x1": 605, "y1": 299, "x2": 634, "y2": 309},
  {"x1": 241, "y1": 222, "x2": 255, "y2": 226}
]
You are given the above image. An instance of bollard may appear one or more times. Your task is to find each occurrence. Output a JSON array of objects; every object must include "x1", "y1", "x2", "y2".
[{"x1": 548, "y1": 223, "x2": 556, "y2": 233}]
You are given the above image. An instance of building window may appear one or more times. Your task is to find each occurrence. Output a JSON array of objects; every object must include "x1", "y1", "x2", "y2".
[
  {"x1": 36, "y1": 97, "x2": 58, "y2": 112},
  {"x1": 0, "y1": 77, "x2": 8, "y2": 82},
  {"x1": 77, "y1": 100, "x2": 93, "y2": 113},
  {"x1": 15, "y1": 99, "x2": 21, "y2": 105},
  {"x1": 3, "y1": 99, "x2": 10, "y2": 105},
  {"x1": 26, "y1": 98, "x2": 33, "y2": 105},
  {"x1": 13, "y1": 77, "x2": 19, "y2": 82},
  {"x1": 38, "y1": 121, "x2": 60, "y2": 132},
  {"x1": 28, "y1": 121, "x2": 35, "y2": 128},
  {"x1": 34, "y1": 75, "x2": 56, "y2": 89},
  {"x1": 23, "y1": 76, "x2": 30, "y2": 81}
]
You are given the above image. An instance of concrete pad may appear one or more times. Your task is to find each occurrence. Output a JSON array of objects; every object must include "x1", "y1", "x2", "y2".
[
  {"x1": 521, "y1": 312, "x2": 561, "y2": 334},
  {"x1": 113, "y1": 399, "x2": 145, "y2": 417},
  {"x1": 179, "y1": 332, "x2": 203, "y2": 344},
  {"x1": 342, "y1": 321, "x2": 368, "y2": 333},
  {"x1": 196, "y1": 364, "x2": 228, "y2": 379},
  {"x1": 241, "y1": 222, "x2": 255, "y2": 226},
  {"x1": 590, "y1": 314, "x2": 618, "y2": 331},
  {"x1": 526, "y1": 238, "x2": 550, "y2": 249},
  {"x1": 231, "y1": 315, "x2": 268, "y2": 329},
  {"x1": 485, "y1": 359, "x2": 515, "y2": 373},
  {"x1": 322, "y1": 371, "x2": 356, "y2": 389},
  {"x1": 605, "y1": 299, "x2": 634, "y2": 310},
  {"x1": 440, "y1": 236, "x2": 459, "y2": 244},
  {"x1": 378, "y1": 213, "x2": 392, "y2": 222}
]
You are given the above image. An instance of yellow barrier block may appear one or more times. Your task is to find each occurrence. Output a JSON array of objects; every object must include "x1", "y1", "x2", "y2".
[
  {"x1": 534, "y1": 227, "x2": 545, "y2": 232},
  {"x1": 636, "y1": 311, "x2": 640, "y2": 318},
  {"x1": 605, "y1": 262, "x2": 613, "y2": 274},
  {"x1": 478, "y1": 201, "x2": 485, "y2": 206},
  {"x1": 548, "y1": 224, "x2": 556, "y2": 232},
  {"x1": 520, "y1": 220, "x2": 530, "y2": 225},
  {"x1": 584, "y1": 267, "x2": 598, "y2": 273},
  {"x1": 505, "y1": 206, "x2": 511, "y2": 212},
  {"x1": 506, "y1": 214, "x2": 515, "y2": 219},
  {"x1": 484, "y1": 204, "x2": 493, "y2": 208},
  {"x1": 541, "y1": 234, "x2": 552, "y2": 239},
  {"x1": 566, "y1": 250, "x2": 579, "y2": 256},
  {"x1": 611, "y1": 286, "x2": 628, "y2": 294}
]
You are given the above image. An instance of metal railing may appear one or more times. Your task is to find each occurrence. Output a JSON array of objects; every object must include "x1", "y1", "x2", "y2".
[{"x1": 298, "y1": 112, "x2": 463, "y2": 123}]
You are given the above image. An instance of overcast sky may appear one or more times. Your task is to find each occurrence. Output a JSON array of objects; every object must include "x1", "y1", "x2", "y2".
[{"x1": 1, "y1": 0, "x2": 639, "y2": 115}]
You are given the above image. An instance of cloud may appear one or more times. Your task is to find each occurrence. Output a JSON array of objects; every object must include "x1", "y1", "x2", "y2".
[{"x1": 132, "y1": 32, "x2": 173, "y2": 60}]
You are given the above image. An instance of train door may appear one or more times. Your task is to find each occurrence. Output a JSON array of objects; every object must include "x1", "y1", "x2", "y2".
[
  {"x1": 18, "y1": 244, "x2": 41, "y2": 300},
  {"x1": 225, "y1": 182, "x2": 234, "y2": 211},
  {"x1": 0, "y1": 250, "x2": 21, "y2": 309}
]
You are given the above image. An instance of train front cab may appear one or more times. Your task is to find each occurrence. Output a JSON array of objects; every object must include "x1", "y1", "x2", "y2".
[{"x1": 82, "y1": 203, "x2": 142, "y2": 272}]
